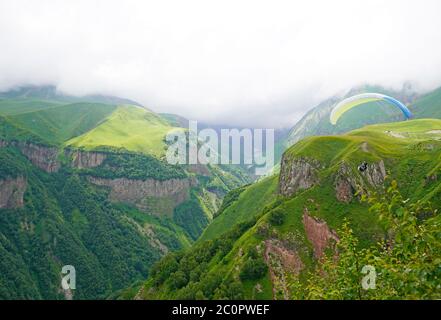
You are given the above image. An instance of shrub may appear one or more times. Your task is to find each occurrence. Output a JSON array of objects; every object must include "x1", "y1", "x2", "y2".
[
  {"x1": 240, "y1": 257, "x2": 268, "y2": 281},
  {"x1": 269, "y1": 208, "x2": 286, "y2": 226}
]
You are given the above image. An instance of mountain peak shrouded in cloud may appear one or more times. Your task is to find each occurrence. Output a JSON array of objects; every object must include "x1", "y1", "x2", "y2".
[
  {"x1": 0, "y1": 84, "x2": 143, "y2": 106},
  {"x1": 1, "y1": 0, "x2": 441, "y2": 128}
]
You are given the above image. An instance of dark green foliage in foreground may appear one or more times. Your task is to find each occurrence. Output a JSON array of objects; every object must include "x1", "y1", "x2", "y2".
[
  {"x1": 80, "y1": 151, "x2": 186, "y2": 181},
  {"x1": 291, "y1": 181, "x2": 441, "y2": 299}
]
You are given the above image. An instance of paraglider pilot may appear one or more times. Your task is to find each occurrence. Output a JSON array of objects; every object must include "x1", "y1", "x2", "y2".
[{"x1": 358, "y1": 161, "x2": 368, "y2": 172}]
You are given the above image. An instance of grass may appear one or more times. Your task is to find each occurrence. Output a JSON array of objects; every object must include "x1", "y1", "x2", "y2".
[
  {"x1": 221, "y1": 120, "x2": 440, "y2": 296},
  {"x1": 9, "y1": 102, "x2": 117, "y2": 144},
  {"x1": 0, "y1": 99, "x2": 177, "y2": 158},
  {"x1": 201, "y1": 120, "x2": 441, "y2": 246},
  {"x1": 284, "y1": 85, "x2": 441, "y2": 151},
  {"x1": 66, "y1": 105, "x2": 174, "y2": 157},
  {"x1": 0, "y1": 98, "x2": 65, "y2": 116},
  {"x1": 198, "y1": 175, "x2": 279, "y2": 242},
  {"x1": 412, "y1": 87, "x2": 441, "y2": 119},
  {"x1": 138, "y1": 118, "x2": 441, "y2": 300}
]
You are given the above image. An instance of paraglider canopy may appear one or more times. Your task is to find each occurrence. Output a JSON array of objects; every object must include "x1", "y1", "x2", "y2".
[{"x1": 330, "y1": 93, "x2": 413, "y2": 125}]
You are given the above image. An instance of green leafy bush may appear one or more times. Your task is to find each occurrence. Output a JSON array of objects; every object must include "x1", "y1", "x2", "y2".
[
  {"x1": 268, "y1": 208, "x2": 286, "y2": 226},
  {"x1": 292, "y1": 181, "x2": 441, "y2": 300},
  {"x1": 239, "y1": 256, "x2": 268, "y2": 281}
]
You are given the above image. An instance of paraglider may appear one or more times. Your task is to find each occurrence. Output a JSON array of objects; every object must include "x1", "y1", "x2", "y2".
[{"x1": 330, "y1": 93, "x2": 413, "y2": 125}]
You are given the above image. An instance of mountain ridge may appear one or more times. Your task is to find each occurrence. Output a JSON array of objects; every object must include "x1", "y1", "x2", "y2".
[
  {"x1": 134, "y1": 119, "x2": 441, "y2": 300},
  {"x1": 0, "y1": 89, "x2": 252, "y2": 299},
  {"x1": 284, "y1": 84, "x2": 440, "y2": 148}
]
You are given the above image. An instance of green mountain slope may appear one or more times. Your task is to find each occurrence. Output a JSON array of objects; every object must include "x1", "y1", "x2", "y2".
[
  {"x1": 0, "y1": 89, "x2": 252, "y2": 299},
  {"x1": 412, "y1": 86, "x2": 441, "y2": 119},
  {"x1": 136, "y1": 119, "x2": 441, "y2": 300},
  {"x1": 8, "y1": 103, "x2": 117, "y2": 145},
  {"x1": 0, "y1": 98, "x2": 66, "y2": 116},
  {"x1": 66, "y1": 105, "x2": 173, "y2": 157},
  {"x1": 159, "y1": 113, "x2": 189, "y2": 128},
  {"x1": 0, "y1": 146, "x2": 193, "y2": 299},
  {"x1": 0, "y1": 115, "x2": 43, "y2": 143},
  {"x1": 198, "y1": 176, "x2": 278, "y2": 242},
  {"x1": 285, "y1": 84, "x2": 439, "y2": 148},
  {"x1": 0, "y1": 85, "x2": 142, "y2": 106}
]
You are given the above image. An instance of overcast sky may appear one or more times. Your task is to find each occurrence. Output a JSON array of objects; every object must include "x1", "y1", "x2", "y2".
[{"x1": 1, "y1": 0, "x2": 441, "y2": 128}]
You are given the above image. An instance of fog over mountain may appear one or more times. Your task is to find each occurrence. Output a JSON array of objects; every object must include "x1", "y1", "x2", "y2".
[{"x1": 1, "y1": 0, "x2": 441, "y2": 128}]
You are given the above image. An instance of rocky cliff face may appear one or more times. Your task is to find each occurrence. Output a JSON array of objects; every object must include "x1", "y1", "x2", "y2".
[
  {"x1": 88, "y1": 176, "x2": 196, "y2": 215},
  {"x1": 264, "y1": 239, "x2": 303, "y2": 299},
  {"x1": 303, "y1": 209, "x2": 339, "y2": 259},
  {"x1": 279, "y1": 156, "x2": 321, "y2": 197},
  {"x1": 0, "y1": 176, "x2": 27, "y2": 209},
  {"x1": 0, "y1": 140, "x2": 60, "y2": 172},
  {"x1": 363, "y1": 160, "x2": 387, "y2": 187},
  {"x1": 66, "y1": 150, "x2": 106, "y2": 169},
  {"x1": 16, "y1": 142, "x2": 60, "y2": 172},
  {"x1": 334, "y1": 160, "x2": 386, "y2": 203}
]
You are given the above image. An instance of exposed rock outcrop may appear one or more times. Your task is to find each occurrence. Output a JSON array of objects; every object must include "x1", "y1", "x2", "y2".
[
  {"x1": 0, "y1": 140, "x2": 60, "y2": 172},
  {"x1": 303, "y1": 209, "x2": 339, "y2": 259},
  {"x1": 0, "y1": 176, "x2": 27, "y2": 209},
  {"x1": 264, "y1": 239, "x2": 303, "y2": 300},
  {"x1": 88, "y1": 176, "x2": 196, "y2": 215},
  {"x1": 335, "y1": 175, "x2": 355, "y2": 203},
  {"x1": 363, "y1": 160, "x2": 387, "y2": 187},
  {"x1": 15, "y1": 142, "x2": 60, "y2": 172},
  {"x1": 279, "y1": 156, "x2": 321, "y2": 197},
  {"x1": 66, "y1": 150, "x2": 106, "y2": 169},
  {"x1": 334, "y1": 160, "x2": 386, "y2": 203}
]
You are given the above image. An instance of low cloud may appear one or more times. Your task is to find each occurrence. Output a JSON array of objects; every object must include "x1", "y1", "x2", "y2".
[{"x1": 1, "y1": 0, "x2": 441, "y2": 128}]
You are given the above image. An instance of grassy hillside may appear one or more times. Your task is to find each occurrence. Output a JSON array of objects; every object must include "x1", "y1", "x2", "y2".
[
  {"x1": 0, "y1": 115, "x2": 43, "y2": 143},
  {"x1": 209, "y1": 118, "x2": 441, "y2": 243},
  {"x1": 0, "y1": 96, "x2": 120, "y2": 146},
  {"x1": 412, "y1": 86, "x2": 441, "y2": 118},
  {"x1": 198, "y1": 175, "x2": 278, "y2": 242},
  {"x1": 8, "y1": 103, "x2": 117, "y2": 144},
  {"x1": 0, "y1": 92, "x2": 254, "y2": 299},
  {"x1": 0, "y1": 98, "x2": 65, "y2": 116},
  {"x1": 159, "y1": 113, "x2": 189, "y2": 128},
  {"x1": 136, "y1": 119, "x2": 441, "y2": 300},
  {"x1": 66, "y1": 105, "x2": 173, "y2": 157},
  {"x1": 0, "y1": 85, "x2": 142, "y2": 107},
  {"x1": 285, "y1": 84, "x2": 439, "y2": 148}
]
